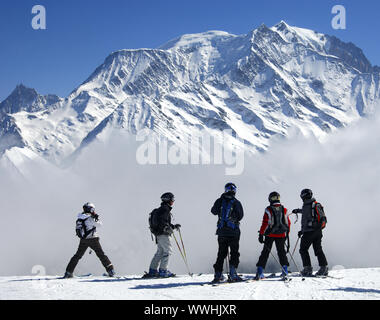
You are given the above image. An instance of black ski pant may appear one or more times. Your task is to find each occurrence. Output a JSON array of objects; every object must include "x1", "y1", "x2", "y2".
[
  {"x1": 256, "y1": 237, "x2": 289, "y2": 268},
  {"x1": 213, "y1": 236, "x2": 240, "y2": 273},
  {"x1": 299, "y1": 229, "x2": 328, "y2": 267},
  {"x1": 66, "y1": 238, "x2": 113, "y2": 274}
]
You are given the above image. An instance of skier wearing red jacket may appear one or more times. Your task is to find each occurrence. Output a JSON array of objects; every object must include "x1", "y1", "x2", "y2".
[{"x1": 255, "y1": 192, "x2": 291, "y2": 280}]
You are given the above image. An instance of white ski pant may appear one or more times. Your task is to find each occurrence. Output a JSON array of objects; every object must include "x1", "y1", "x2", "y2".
[{"x1": 149, "y1": 234, "x2": 172, "y2": 270}]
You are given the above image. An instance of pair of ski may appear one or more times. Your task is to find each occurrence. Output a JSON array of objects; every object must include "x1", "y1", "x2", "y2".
[
  {"x1": 290, "y1": 273, "x2": 342, "y2": 280},
  {"x1": 60, "y1": 273, "x2": 126, "y2": 280},
  {"x1": 58, "y1": 273, "x2": 93, "y2": 279},
  {"x1": 140, "y1": 272, "x2": 203, "y2": 280},
  {"x1": 249, "y1": 273, "x2": 292, "y2": 283},
  {"x1": 207, "y1": 271, "x2": 344, "y2": 286},
  {"x1": 141, "y1": 273, "x2": 177, "y2": 280},
  {"x1": 259, "y1": 272, "x2": 342, "y2": 281},
  {"x1": 207, "y1": 273, "x2": 289, "y2": 286},
  {"x1": 102, "y1": 273, "x2": 129, "y2": 279}
]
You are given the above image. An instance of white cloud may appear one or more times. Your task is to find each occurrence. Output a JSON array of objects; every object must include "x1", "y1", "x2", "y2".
[{"x1": 0, "y1": 109, "x2": 380, "y2": 276}]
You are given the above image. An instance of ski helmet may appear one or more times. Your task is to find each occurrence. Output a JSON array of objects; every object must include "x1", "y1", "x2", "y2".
[
  {"x1": 268, "y1": 191, "x2": 280, "y2": 203},
  {"x1": 224, "y1": 182, "x2": 237, "y2": 194},
  {"x1": 161, "y1": 192, "x2": 175, "y2": 203},
  {"x1": 300, "y1": 189, "x2": 313, "y2": 201},
  {"x1": 83, "y1": 202, "x2": 95, "y2": 213}
]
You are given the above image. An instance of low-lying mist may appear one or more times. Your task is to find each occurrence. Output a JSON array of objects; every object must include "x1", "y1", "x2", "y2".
[{"x1": 1, "y1": 111, "x2": 380, "y2": 276}]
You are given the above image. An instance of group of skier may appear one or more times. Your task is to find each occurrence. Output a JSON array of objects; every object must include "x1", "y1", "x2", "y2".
[
  {"x1": 255, "y1": 187, "x2": 328, "y2": 281},
  {"x1": 63, "y1": 183, "x2": 328, "y2": 283},
  {"x1": 207, "y1": 183, "x2": 328, "y2": 283}
]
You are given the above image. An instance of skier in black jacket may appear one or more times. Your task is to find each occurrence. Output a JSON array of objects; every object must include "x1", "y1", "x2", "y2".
[
  {"x1": 144, "y1": 192, "x2": 181, "y2": 278},
  {"x1": 211, "y1": 183, "x2": 244, "y2": 283},
  {"x1": 293, "y1": 189, "x2": 328, "y2": 276}
]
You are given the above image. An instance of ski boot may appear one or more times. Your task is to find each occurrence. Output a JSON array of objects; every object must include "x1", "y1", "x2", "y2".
[
  {"x1": 106, "y1": 266, "x2": 116, "y2": 277},
  {"x1": 229, "y1": 266, "x2": 243, "y2": 282},
  {"x1": 281, "y1": 265, "x2": 288, "y2": 278},
  {"x1": 300, "y1": 266, "x2": 313, "y2": 277},
  {"x1": 158, "y1": 268, "x2": 175, "y2": 278},
  {"x1": 316, "y1": 266, "x2": 329, "y2": 277},
  {"x1": 254, "y1": 266, "x2": 265, "y2": 280},
  {"x1": 63, "y1": 271, "x2": 73, "y2": 279},
  {"x1": 211, "y1": 271, "x2": 225, "y2": 284},
  {"x1": 142, "y1": 268, "x2": 159, "y2": 279}
]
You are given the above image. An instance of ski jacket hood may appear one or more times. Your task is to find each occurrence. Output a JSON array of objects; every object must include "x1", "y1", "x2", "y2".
[{"x1": 221, "y1": 192, "x2": 235, "y2": 200}]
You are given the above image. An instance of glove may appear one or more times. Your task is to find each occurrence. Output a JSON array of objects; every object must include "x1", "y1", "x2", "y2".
[
  {"x1": 174, "y1": 224, "x2": 181, "y2": 230},
  {"x1": 258, "y1": 234, "x2": 265, "y2": 244},
  {"x1": 76, "y1": 229, "x2": 82, "y2": 238},
  {"x1": 164, "y1": 225, "x2": 174, "y2": 235},
  {"x1": 298, "y1": 231, "x2": 303, "y2": 238},
  {"x1": 292, "y1": 209, "x2": 301, "y2": 214},
  {"x1": 92, "y1": 214, "x2": 99, "y2": 222}
]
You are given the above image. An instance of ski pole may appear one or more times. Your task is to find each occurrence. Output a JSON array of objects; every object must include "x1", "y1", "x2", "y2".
[
  {"x1": 289, "y1": 212, "x2": 299, "y2": 224},
  {"x1": 172, "y1": 230, "x2": 193, "y2": 276},
  {"x1": 287, "y1": 249, "x2": 305, "y2": 281},
  {"x1": 172, "y1": 231, "x2": 185, "y2": 260},
  {"x1": 263, "y1": 242, "x2": 289, "y2": 278},
  {"x1": 288, "y1": 234, "x2": 305, "y2": 280},
  {"x1": 225, "y1": 248, "x2": 230, "y2": 280},
  {"x1": 178, "y1": 229, "x2": 188, "y2": 262},
  {"x1": 177, "y1": 228, "x2": 193, "y2": 277},
  {"x1": 292, "y1": 236, "x2": 301, "y2": 257}
]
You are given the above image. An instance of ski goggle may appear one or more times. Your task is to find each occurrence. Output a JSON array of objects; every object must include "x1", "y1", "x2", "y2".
[
  {"x1": 270, "y1": 194, "x2": 280, "y2": 202},
  {"x1": 84, "y1": 203, "x2": 95, "y2": 213}
]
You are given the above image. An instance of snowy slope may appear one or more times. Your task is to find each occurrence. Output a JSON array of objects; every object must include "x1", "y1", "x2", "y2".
[
  {"x1": 1, "y1": 21, "x2": 380, "y2": 170},
  {"x1": 1, "y1": 268, "x2": 379, "y2": 300}
]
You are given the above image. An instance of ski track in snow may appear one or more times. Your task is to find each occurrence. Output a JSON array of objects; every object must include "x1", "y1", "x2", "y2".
[{"x1": 0, "y1": 268, "x2": 380, "y2": 300}]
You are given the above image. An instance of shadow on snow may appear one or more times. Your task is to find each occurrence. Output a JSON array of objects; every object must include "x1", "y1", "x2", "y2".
[
  {"x1": 327, "y1": 287, "x2": 380, "y2": 294},
  {"x1": 130, "y1": 281, "x2": 210, "y2": 289}
]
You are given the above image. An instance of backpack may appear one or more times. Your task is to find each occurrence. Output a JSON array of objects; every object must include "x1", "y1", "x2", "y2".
[
  {"x1": 75, "y1": 217, "x2": 95, "y2": 239},
  {"x1": 217, "y1": 198, "x2": 238, "y2": 230},
  {"x1": 149, "y1": 208, "x2": 160, "y2": 235},
  {"x1": 311, "y1": 202, "x2": 327, "y2": 230},
  {"x1": 266, "y1": 205, "x2": 289, "y2": 235}
]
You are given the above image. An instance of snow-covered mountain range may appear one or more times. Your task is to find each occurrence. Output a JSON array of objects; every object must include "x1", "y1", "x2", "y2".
[{"x1": 1, "y1": 21, "x2": 380, "y2": 169}]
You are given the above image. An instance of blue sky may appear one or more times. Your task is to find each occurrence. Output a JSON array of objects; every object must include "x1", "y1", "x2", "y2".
[{"x1": 0, "y1": 0, "x2": 379, "y2": 101}]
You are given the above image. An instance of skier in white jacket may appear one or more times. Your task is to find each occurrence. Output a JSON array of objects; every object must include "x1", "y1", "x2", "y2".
[{"x1": 63, "y1": 202, "x2": 115, "y2": 278}]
